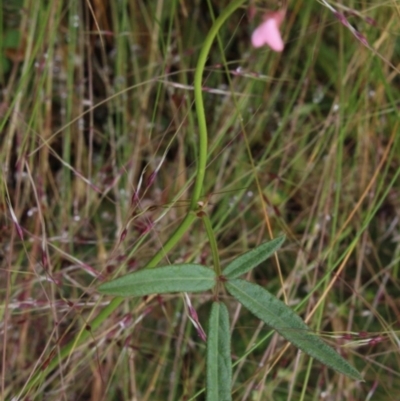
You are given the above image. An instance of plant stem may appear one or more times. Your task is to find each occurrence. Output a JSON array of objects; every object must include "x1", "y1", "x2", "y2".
[
  {"x1": 190, "y1": 0, "x2": 247, "y2": 210},
  {"x1": 201, "y1": 212, "x2": 221, "y2": 276}
]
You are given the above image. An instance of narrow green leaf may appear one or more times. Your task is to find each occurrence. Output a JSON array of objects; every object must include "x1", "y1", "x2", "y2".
[
  {"x1": 98, "y1": 264, "x2": 216, "y2": 297},
  {"x1": 207, "y1": 302, "x2": 232, "y2": 401},
  {"x1": 222, "y1": 236, "x2": 285, "y2": 279},
  {"x1": 226, "y1": 279, "x2": 362, "y2": 381}
]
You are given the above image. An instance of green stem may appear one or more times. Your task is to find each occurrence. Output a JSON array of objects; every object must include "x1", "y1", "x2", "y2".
[
  {"x1": 190, "y1": 0, "x2": 247, "y2": 210},
  {"x1": 20, "y1": 0, "x2": 247, "y2": 396},
  {"x1": 201, "y1": 212, "x2": 221, "y2": 276}
]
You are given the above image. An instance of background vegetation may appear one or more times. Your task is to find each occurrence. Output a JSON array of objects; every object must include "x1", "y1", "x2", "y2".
[{"x1": 1, "y1": 0, "x2": 399, "y2": 400}]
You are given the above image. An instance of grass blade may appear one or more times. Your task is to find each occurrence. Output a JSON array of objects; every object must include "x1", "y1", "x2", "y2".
[
  {"x1": 222, "y1": 236, "x2": 285, "y2": 279},
  {"x1": 207, "y1": 302, "x2": 232, "y2": 401},
  {"x1": 226, "y1": 279, "x2": 362, "y2": 381},
  {"x1": 98, "y1": 264, "x2": 216, "y2": 297}
]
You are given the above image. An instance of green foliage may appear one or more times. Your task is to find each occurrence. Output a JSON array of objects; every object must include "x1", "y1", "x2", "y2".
[
  {"x1": 206, "y1": 302, "x2": 232, "y2": 401},
  {"x1": 98, "y1": 236, "x2": 362, "y2": 395},
  {"x1": 222, "y1": 235, "x2": 285, "y2": 279},
  {"x1": 225, "y1": 278, "x2": 362, "y2": 381},
  {"x1": 98, "y1": 264, "x2": 216, "y2": 297}
]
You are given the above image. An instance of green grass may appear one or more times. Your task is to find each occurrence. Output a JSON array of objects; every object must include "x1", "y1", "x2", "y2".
[{"x1": 1, "y1": 0, "x2": 400, "y2": 400}]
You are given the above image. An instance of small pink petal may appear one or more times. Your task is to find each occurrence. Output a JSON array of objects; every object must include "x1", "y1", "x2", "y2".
[{"x1": 251, "y1": 11, "x2": 285, "y2": 52}]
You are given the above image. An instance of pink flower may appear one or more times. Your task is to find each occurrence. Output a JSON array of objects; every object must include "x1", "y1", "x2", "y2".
[{"x1": 251, "y1": 10, "x2": 285, "y2": 52}]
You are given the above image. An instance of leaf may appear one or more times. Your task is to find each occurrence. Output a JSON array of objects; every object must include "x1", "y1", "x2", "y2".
[
  {"x1": 98, "y1": 264, "x2": 216, "y2": 297},
  {"x1": 222, "y1": 236, "x2": 285, "y2": 279},
  {"x1": 207, "y1": 302, "x2": 232, "y2": 401},
  {"x1": 226, "y1": 279, "x2": 362, "y2": 381}
]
